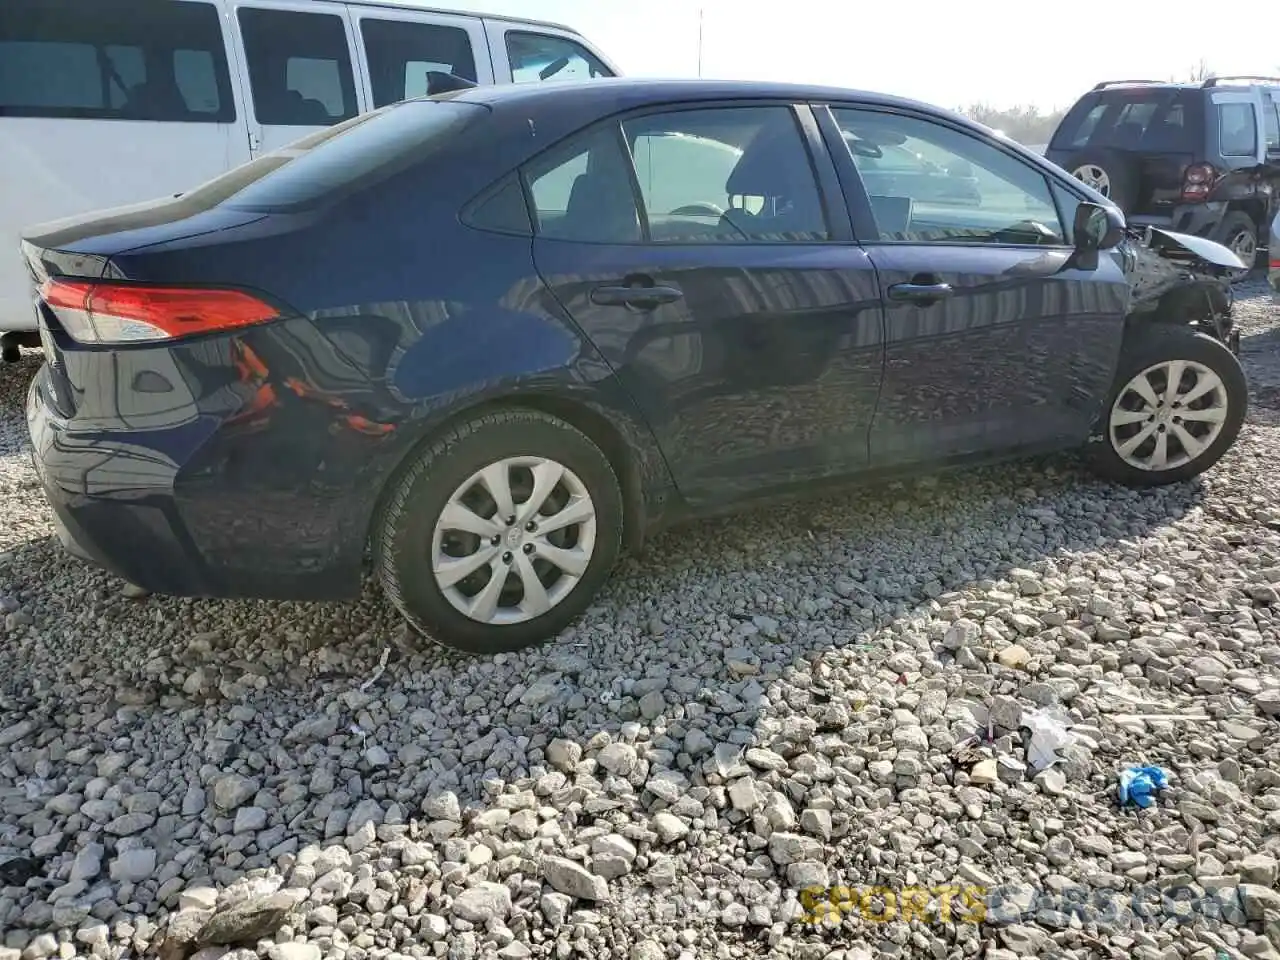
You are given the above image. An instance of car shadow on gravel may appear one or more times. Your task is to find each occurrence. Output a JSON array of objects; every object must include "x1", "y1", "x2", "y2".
[
  {"x1": 0, "y1": 436, "x2": 1215, "y2": 914},
  {"x1": 0, "y1": 332, "x2": 1253, "y2": 940}
]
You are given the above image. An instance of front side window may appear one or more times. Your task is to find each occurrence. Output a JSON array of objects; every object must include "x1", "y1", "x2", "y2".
[
  {"x1": 624, "y1": 107, "x2": 828, "y2": 242},
  {"x1": 361, "y1": 18, "x2": 477, "y2": 108},
  {"x1": 833, "y1": 108, "x2": 1065, "y2": 245},
  {"x1": 237, "y1": 7, "x2": 357, "y2": 126},
  {"x1": 0, "y1": 0, "x2": 234, "y2": 122},
  {"x1": 506, "y1": 32, "x2": 611, "y2": 84},
  {"x1": 1218, "y1": 102, "x2": 1258, "y2": 157}
]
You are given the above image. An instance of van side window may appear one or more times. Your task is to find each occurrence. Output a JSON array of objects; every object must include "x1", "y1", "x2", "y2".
[
  {"x1": 361, "y1": 18, "x2": 477, "y2": 108},
  {"x1": 506, "y1": 32, "x2": 611, "y2": 84},
  {"x1": 0, "y1": 0, "x2": 234, "y2": 122},
  {"x1": 237, "y1": 7, "x2": 357, "y2": 126}
]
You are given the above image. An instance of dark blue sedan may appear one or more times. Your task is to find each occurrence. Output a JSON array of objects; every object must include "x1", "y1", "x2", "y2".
[{"x1": 23, "y1": 79, "x2": 1247, "y2": 652}]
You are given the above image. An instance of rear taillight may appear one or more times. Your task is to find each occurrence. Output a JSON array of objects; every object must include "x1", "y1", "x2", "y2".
[
  {"x1": 1181, "y1": 163, "x2": 1217, "y2": 202},
  {"x1": 40, "y1": 279, "x2": 277, "y2": 344}
]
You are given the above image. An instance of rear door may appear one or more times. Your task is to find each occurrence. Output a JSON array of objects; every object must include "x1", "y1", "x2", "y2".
[
  {"x1": 351, "y1": 8, "x2": 493, "y2": 109},
  {"x1": 822, "y1": 103, "x2": 1130, "y2": 467},
  {"x1": 527, "y1": 102, "x2": 885, "y2": 503},
  {"x1": 0, "y1": 0, "x2": 248, "y2": 333},
  {"x1": 229, "y1": 0, "x2": 365, "y2": 156},
  {"x1": 485, "y1": 22, "x2": 618, "y2": 85}
]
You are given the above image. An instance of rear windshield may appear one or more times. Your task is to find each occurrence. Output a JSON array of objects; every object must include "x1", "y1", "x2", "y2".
[
  {"x1": 1053, "y1": 88, "x2": 1198, "y2": 152},
  {"x1": 178, "y1": 99, "x2": 484, "y2": 212}
]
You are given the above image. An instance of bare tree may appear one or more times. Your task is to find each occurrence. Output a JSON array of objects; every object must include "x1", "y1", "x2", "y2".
[
  {"x1": 1184, "y1": 58, "x2": 1212, "y2": 82},
  {"x1": 958, "y1": 103, "x2": 1066, "y2": 146}
]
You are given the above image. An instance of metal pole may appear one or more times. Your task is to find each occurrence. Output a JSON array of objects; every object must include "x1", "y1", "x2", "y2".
[{"x1": 697, "y1": 8, "x2": 704, "y2": 77}]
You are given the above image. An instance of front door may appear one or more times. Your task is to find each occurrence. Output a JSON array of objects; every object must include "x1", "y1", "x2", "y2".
[
  {"x1": 229, "y1": 0, "x2": 365, "y2": 157},
  {"x1": 528, "y1": 103, "x2": 885, "y2": 504},
  {"x1": 821, "y1": 104, "x2": 1131, "y2": 468}
]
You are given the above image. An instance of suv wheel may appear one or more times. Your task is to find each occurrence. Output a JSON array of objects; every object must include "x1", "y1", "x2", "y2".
[
  {"x1": 1086, "y1": 325, "x2": 1246, "y2": 487},
  {"x1": 1213, "y1": 211, "x2": 1259, "y2": 268},
  {"x1": 1063, "y1": 149, "x2": 1138, "y2": 210}
]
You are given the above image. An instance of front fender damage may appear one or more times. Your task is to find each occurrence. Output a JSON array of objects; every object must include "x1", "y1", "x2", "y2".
[{"x1": 1124, "y1": 227, "x2": 1246, "y2": 355}]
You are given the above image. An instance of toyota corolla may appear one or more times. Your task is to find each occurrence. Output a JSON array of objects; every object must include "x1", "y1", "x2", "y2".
[{"x1": 24, "y1": 79, "x2": 1248, "y2": 653}]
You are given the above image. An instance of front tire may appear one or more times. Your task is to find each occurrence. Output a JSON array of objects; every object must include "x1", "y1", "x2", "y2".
[
  {"x1": 374, "y1": 409, "x2": 624, "y2": 654},
  {"x1": 1086, "y1": 325, "x2": 1246, "y2": 487}
]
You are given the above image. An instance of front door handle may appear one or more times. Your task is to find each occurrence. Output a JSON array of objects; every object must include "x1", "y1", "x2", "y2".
[
  {"x1": 590, "y1": 284, "x2": 684, "y2": 308},
  {"x1": 888, "y1": 281, "x2": 954, "y2": 305}
]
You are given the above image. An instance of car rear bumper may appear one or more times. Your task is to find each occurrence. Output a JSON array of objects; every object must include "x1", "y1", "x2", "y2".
[
  {"x1": 1128, "y1": 202, "x2": 1228, "y2": 238},
  {"x1": 24, "y1": 322, "x2": 399, "y2": 601}
]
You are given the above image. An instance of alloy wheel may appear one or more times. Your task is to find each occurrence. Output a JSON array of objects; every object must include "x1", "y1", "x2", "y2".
[
  {"x1": 1226, "y1": 227, "x2": 1257, "y2": 263},
  {"x1": 431, "y1": 456, "x2": 597, "y2": 625},
  {"x1": 1108, "y1": 359, "x2": 1229, "y2": 472},
  {"x1": 1072, "y1": 164, "x2": 1111, "y2": 197}
]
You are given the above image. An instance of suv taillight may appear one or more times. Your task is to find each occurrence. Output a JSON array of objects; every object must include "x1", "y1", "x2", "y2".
[
  {"x1": 1182, "y1": 163, "x2": 1217, "y2": 202},
  {"x1": 40, "y1": 279, "x2": 278, "y2": 344}
]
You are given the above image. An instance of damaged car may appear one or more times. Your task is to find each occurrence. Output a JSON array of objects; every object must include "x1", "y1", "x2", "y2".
[{"x1": 24, "y1": 79, "x2": 1250, "y2": 653}]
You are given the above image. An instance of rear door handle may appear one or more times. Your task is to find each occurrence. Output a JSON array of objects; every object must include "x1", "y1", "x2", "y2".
[
  {"x1": 888, "y1": 281, "x2": 954, "y2": 305},
  {"x1": 590, "y1": 284, "x2": 684, "y2": 308}
]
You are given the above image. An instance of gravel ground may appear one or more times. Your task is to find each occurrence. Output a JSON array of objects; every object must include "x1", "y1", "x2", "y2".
[{"x1": 2, "y1": 284, "x2": 1280, "y2": 960}]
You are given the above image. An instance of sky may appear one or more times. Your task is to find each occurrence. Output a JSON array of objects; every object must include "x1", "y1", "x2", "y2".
[{"x1": 442, "y1": 0, "x2": 1279, "y2": 111}]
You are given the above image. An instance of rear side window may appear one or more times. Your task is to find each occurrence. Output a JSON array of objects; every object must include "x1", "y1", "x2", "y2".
[
  {"x1": 525, "y1": 124, "x2": 641, "y2": 242},
  {"x1": 237, "y1": 7, "x2": 357, "y2": 126},
  {"x1": 181, "y1": 100, "x2": 482, "y2": 212},
  {"x1": 0, "y1": 0, "x2": 234, "y2": 122},
  {"x1": 1218, "y1": 102, "x2": 1258, "y2": 157},
  {"x1": 1054, "y1": 89, "x2": 1195, "y2": 152},
  {"x1": 361, "y1": 18, "x2": 477, "y2": 108},
  {"x1": 1265, "y1": 96, "x2": 1280, "y2": 150},
  {"x1": 506, "y1": 32, "x2": 612, "y2": 84}
]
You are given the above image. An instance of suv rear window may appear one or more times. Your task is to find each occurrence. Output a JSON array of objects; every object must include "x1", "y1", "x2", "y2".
[
  {"x1": 1218, "y1": 102, "x2": 1259, "y2": 157},
  {"x1": 1053, "y1": 88, "x2": 1196, "y2": 152},
  {"x1": 0, "y1": 0, "x2": 234, "y2": 122},
  {"x1": 178, "y1": 99, "x2": 483, "y2": 212}
]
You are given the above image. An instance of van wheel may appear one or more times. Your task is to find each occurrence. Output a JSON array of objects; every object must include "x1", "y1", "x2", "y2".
[
  {"x1": 1086, "y1": 325, "x2": 1246, "y2": 487},
  {"x1": 374, "y1": 409, "x2": 623, "y2": 654}
]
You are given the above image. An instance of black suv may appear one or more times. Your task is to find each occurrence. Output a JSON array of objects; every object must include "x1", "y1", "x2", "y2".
[{"x1": 1047, "y1": 77, "x2": 1280, "y2": 265}]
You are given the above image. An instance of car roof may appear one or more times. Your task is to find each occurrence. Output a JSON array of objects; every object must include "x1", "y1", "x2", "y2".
[
  {"x1": 342, "y1": 0, "x2": 581, "y2": 34},
  {"x1": 1088, "y1": 79, "x2": 1279, "y2": 95},
  {"x1": 451, "y1": 76, "x2": 966, "y2": 117}
]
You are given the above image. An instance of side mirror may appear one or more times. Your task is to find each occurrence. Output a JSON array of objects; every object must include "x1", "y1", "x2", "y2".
[{"x1": 1073, "y1": 201, "x2": 1124, "y2": 251}]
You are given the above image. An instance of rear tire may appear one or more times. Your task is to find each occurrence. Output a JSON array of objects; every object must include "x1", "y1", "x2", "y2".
[
  {"x1": 374, "y1": 409, "x2": 623, "y2": 654},
  {"x1": 1085, "y1": 325, "x2": 1246, "y2": 487},
  {"x1": 1212, "y1": 211, "x2": 1260, "y2": 269}
]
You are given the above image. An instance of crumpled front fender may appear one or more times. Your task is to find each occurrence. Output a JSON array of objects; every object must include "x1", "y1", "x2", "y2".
[{"x1": 1124, "y1": 227, "x2": 1243, "y2": 353}]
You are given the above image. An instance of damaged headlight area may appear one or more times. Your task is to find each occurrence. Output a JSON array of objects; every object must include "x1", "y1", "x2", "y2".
[{"x1": 1125, "y1": 225, "x2": 1245, "y2": 355}]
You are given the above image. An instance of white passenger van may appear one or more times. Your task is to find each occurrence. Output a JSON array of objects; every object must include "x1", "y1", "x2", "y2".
[{"x1": 0, "y1": 0, "x2": 619, "y2": 360}]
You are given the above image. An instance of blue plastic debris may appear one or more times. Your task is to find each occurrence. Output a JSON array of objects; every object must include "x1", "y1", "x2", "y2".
[{"x1": 1117, "y1": 765, "x2": 1169, "y2": 808}]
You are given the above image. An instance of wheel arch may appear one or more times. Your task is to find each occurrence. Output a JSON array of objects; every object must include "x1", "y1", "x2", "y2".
[
  {"x1": 1225, "y1": 198, "x2": 1267, "y2": 227},
  {"x1": 365, "y1": 388, "x2": 666, "y2": 561}
]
